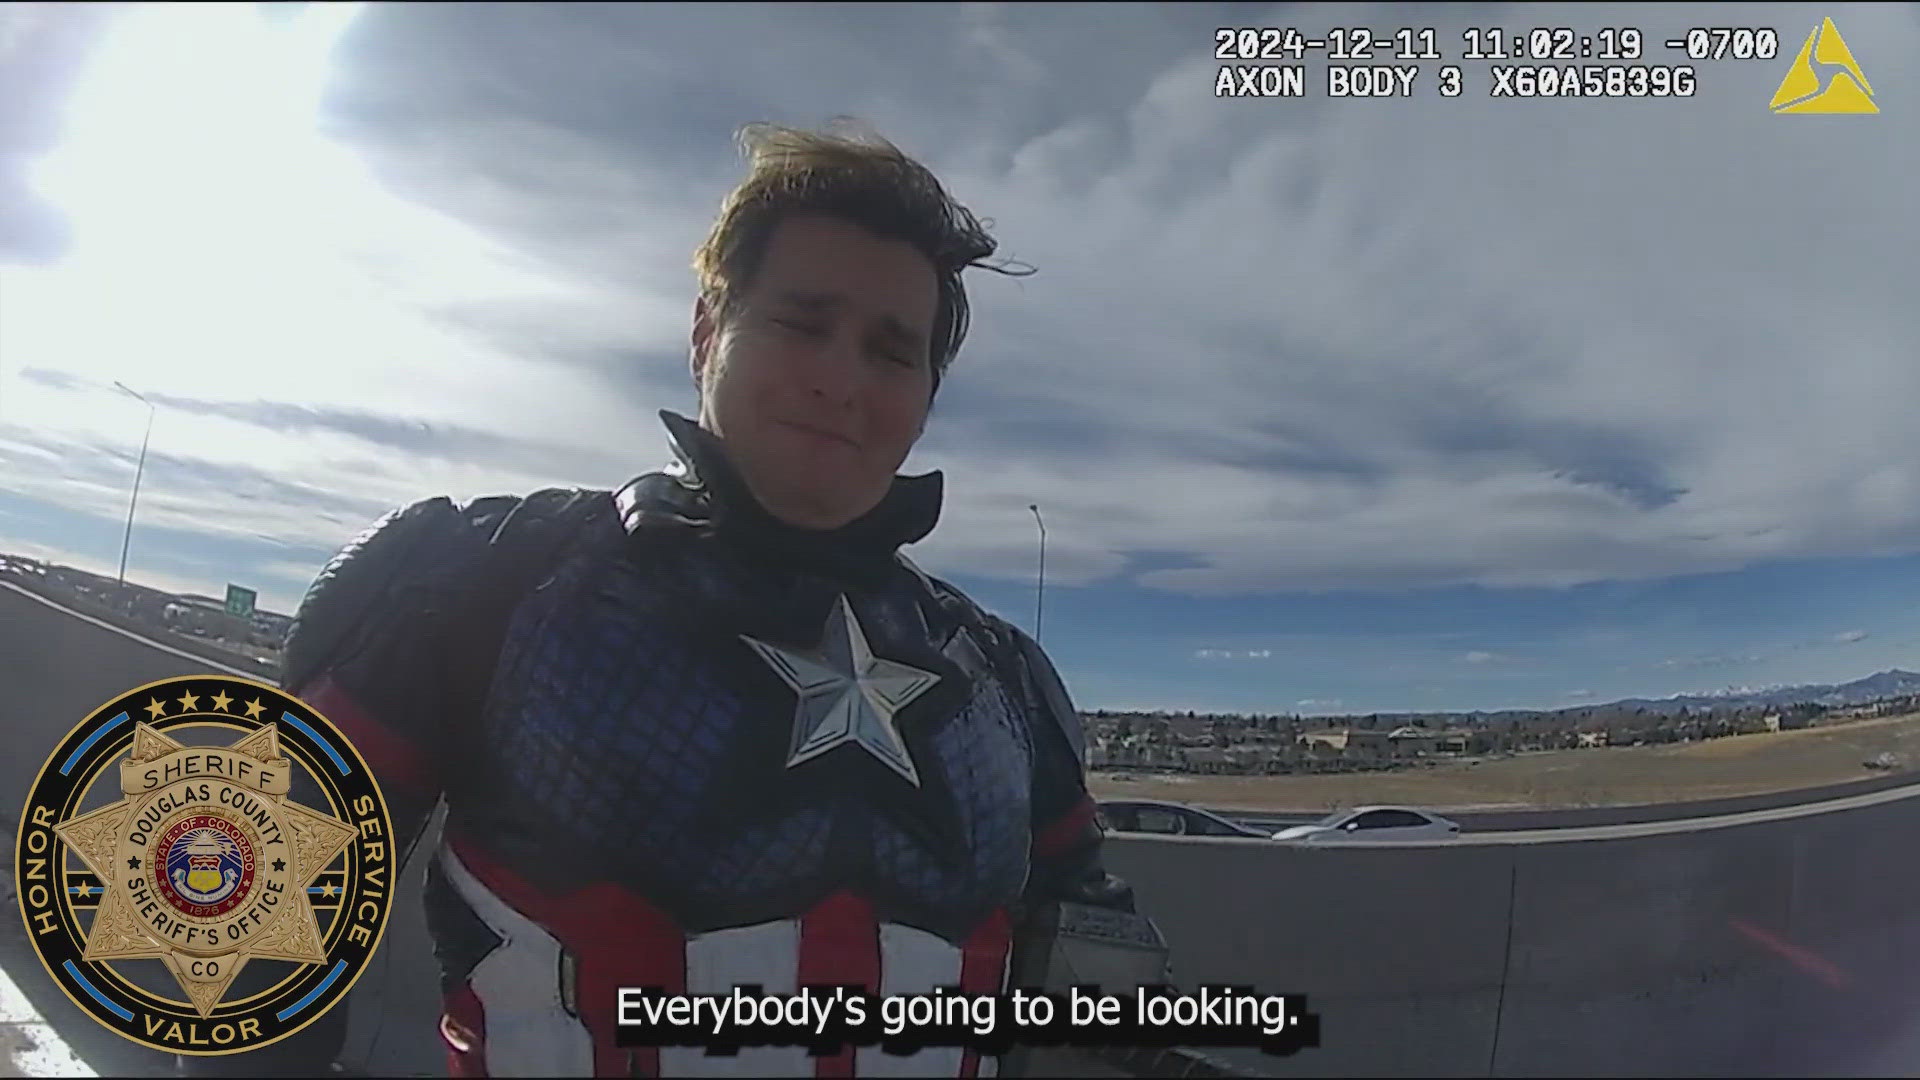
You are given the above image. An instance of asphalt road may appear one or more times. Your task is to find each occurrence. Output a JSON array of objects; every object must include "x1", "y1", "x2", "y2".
[
  {"x1": 0, "y1": 581, "x2": 240, "y2": 1077},
  {"x1": 1214, "y1": 766, "x2": 1920, "y2": 834}
]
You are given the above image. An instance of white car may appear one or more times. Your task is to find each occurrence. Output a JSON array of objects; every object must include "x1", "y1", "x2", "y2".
[{"x1": 1271, "y1": 805, "x2": 1460, "y2": 843}]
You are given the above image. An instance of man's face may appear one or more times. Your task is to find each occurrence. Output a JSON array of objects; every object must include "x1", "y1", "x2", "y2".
[{"x1": 691, "y1": 213, "x2": 938, "y2": 530}]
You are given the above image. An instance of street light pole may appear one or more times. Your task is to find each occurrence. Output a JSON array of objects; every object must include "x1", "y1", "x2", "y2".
[
  {"x1": 1028, "y1": 503, "x2": 1046, "y2": 644},
  {"x1": 114, "y1": 382, "x2": 154, "y2": 587}
]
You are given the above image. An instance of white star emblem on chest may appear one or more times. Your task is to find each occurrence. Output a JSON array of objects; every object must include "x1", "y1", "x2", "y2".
[{"x1": 741, "y1": 594, "x2": 942, "y2": 787}]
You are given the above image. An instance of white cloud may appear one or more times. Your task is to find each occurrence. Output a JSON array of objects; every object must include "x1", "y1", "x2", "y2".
[
  {"x1": 1193, "y1": 647, "x2": 1274, "y2": 661},
  {"x1": 1836, "y1": 629, "x2": 1870, "y2": 644},
  {"x1": 916, "y1": 5, "x2": 1920, "y2": 594},
  {"x1": 4, "y1": 1, "x2": 1918, "y2": 614},
  {"x1": 1656, "y1": 652, "x2": 1766, "y2": 670}
]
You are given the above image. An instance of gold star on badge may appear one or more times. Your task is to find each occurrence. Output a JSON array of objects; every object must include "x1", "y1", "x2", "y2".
[
  {"x1": 243, "y1": 697, "x2": 264, "y2": 720},
  {"x1": 176, "y1": 690, "x2": 200, "y2": 713},
  {"x1": 322, "y1": 882, "x2": 338, "y2": 899},
  {"x1": 209, "y1": 690, "x2": 233, "y2": 713},
  {"x1": 144, "y1": 697, "x2": 167, "y2": 720},
  {"x1": 54, "y1": 720, "x2": 357, "y2": 1018}
]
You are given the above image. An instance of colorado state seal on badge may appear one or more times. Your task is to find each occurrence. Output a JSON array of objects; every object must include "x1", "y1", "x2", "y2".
[{"x1": 13, "y1": 674, "x2": 395, "y2": 1055}]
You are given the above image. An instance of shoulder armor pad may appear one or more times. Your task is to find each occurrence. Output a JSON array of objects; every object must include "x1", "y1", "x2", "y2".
[
  {"x1": 282, "y1": 494, "x2": 520, "y2": 692},
  {"x1": 499, "y1": 486, "x2": 617, "y2": 536},
  {"x1": 616, "y1": 471, "x2": 708, "y2": 534},
  {"x1": 987, "y1": 616, "x2": 1087, "y2": 770},
  {"x1": 898, "y1": 553, "x2": 1000, "y2": 636},
  {"x1": 478, "y1": 486, "x2": 619, "y2": 592}
]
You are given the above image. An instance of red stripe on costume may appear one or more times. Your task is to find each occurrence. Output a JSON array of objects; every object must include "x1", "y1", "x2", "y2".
[
  {"x1": 799, "y1": 891, "x2": 879, "y2": 1079},
  {"x1": 445, "y1": 835, "x2": 687, "y2": 1078},
  {"x1": 957, "y1": 907, "x2": 1014, "y2": 1079},
  {"x1": 1033, "y1": 794, "x2": 1096, "y2": 859},
  {"x1": 298, "y1": 673, "x2": 438, "y2": 798}
]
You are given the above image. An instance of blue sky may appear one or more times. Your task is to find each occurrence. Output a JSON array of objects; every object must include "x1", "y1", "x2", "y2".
[{"x1": 2, "y1": 2, "x2": 1916, "y2": 715}]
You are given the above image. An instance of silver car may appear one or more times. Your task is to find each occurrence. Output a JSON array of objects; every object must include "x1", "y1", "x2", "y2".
[
  {"x1": 1271, "y1": 805, "x2": 1461, "y2": 843},
  {"x1": 1096, "y1": 799, "x2": 1276, "y2": 839}
]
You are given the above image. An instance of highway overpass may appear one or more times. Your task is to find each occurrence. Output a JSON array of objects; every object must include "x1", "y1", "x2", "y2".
[{"x1": 5, "y1": 578, "x2": 1918, "y2": 1076}]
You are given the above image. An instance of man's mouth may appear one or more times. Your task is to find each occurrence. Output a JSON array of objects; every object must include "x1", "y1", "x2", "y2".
[{"x1": 781, "y1": 421, "x2": 857, "y2": 449}]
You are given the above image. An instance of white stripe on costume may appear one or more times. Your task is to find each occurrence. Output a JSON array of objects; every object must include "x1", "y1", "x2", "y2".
[
  {"x1": 440, "y1": 845, "x2": 596, "y2": 1077},
  {"x1": 857, "y1": 923, "x2": 967, "y2": 1077},
  {"x1": 661, "y1": 919, "x2": 810, "y2": 1077}
]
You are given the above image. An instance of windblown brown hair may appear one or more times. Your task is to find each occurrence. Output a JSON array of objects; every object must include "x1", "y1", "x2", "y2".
[{"x1": 693, "y1": 119, "x2": 1031, "y2": 396}]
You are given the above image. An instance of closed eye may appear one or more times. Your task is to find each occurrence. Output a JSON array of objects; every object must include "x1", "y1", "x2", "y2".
[
  {"x1": 774, "y1": 315, "x2": 916, "y2": 367},
  {"x1": 773, "y1": 317, "x2": 825, "y2": 336}
]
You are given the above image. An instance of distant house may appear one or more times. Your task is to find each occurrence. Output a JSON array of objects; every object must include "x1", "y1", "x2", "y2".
[
  {"x1": 1577, "y1": 731, "x2": 1609, "y2": 749},
  {"x1": 1386, "y1": 726, "x2": 1438, "y2": 758},
  {"x1": 1302, "y1": 729, "x2": 1392, "y2": 758},
  {"x1": 1088, "y1": 738, "x2": 1112, "y2": 768},
  {"x1": 1301, "y1": 729, "x2": 1346, "y2": 752}
]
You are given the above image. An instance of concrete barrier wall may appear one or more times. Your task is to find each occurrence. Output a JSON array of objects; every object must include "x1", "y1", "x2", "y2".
[
  {"x1": 0, "y1": 576, "x2": 277, "y2": 681},
  {"x1": 346, "y1": 791, "x2": 1920, "y2": 1078},
  {"x1": 1103, "y1": 791, "x2": 1920, "y2": 1077}
]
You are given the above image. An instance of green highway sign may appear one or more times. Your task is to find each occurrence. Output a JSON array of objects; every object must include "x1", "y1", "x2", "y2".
[{"x1": 225, "y1": 584, "x2": 256, "y2": 619}]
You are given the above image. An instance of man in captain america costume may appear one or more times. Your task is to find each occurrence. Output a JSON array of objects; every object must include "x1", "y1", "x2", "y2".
[{"x1": 247, "y1": 123, "x2": 1157, "y2": 1078}]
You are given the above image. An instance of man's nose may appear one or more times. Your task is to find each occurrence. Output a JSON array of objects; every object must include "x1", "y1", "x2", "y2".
[{"x1": 803, "y1": 330, "x2": 865, "y2": 402}]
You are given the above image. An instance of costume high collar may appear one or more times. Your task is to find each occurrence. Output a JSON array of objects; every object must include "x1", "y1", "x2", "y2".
[{"x1": 617, "y1": 410, "x2": 943, "y2": 586}]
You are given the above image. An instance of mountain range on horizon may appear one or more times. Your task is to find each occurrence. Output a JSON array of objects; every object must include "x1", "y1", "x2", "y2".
[
  {"x1": 1356, "y1": 668, "x2": 1920, "y2": 724},
  {"x1": 1601, "y1": 668, "x2": 1920, "y2": 715}
]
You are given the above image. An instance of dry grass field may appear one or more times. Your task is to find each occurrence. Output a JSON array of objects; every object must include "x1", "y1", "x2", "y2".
[{"x1": 1087, "y1": 711, "x2": 1920, "y2": 812}]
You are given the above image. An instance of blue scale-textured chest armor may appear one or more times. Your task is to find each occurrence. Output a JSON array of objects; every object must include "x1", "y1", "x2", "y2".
[{"x1": 439, "y1": 412, "x2": 1039, "y2": 945}]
